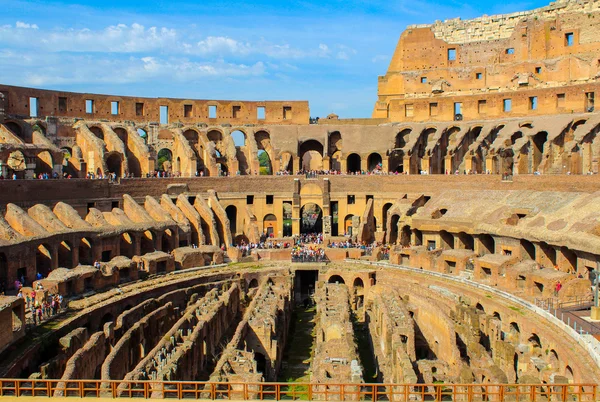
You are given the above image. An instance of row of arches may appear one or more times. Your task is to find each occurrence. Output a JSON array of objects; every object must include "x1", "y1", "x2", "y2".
[{"x1": 0, "y1": 228, "x2": 177, "y2": 290}]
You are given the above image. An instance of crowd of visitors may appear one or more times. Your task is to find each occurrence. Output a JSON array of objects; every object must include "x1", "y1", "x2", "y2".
[{"x1": 291, "y1": 245, "x2": 327, "y2": 262}]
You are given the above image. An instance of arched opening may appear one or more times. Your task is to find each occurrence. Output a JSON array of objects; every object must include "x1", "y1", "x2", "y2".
[
  {"x1": 57, "y1": 240, "x2": 73, "y2": 268},
  {"x1": 328, "y1": 275, "x2": 345, "y2": 284},
  {"x1": 137, "y1": 128, "x2": 148, "y2": 143},
  {"x1": 329, "y1": 131, "x2": 342, "y2": 171},
  {"x1": 255, "y1": 130, "x2": 273, "y2": 175},
  {"x1": 400, "y1": 225, "x2": 411, "y2": 247},
  {"x1": 162, "y1": 229, "x2": 174, "y2": 253},
  {"x1": 475, "y1": 303, "x2": 485, "y2": 313},
  {"x1": 389, "y1": 129, "x2": 410, "y2": 173},
  {"x1": 367, "y1": 153, "x2": 382, "y2": 172},
  {"x1": 457, "y1": 232, "x2": 474, "y2": 250},
  {"x1": 299, "y1": 140, "x2": 323, "y2": 171},
  {"x1": 0, "y1": 253, "x2": 7, "y2": 290},
  {"x1": 532, "y1": 132, "x2": 548, "y2": 172},
  {"x1": 528, "y1": 333, "x2": 542, "y2": 349},
  {"x1": 79, "y1": 237, "x2": 93, "y2": 265},
  {"x1": 263, "y1": 214, "x2": 277, "y2": 238},
  {"x1": 439, "y1": 230, "x2": 454, "y2": 250},
  {"x1": 353, "y1": 277, "x2": 365, "y2": 309},
  {"x1": 520, "y1": 239, "x2": 536, "y2": 260},
  {"x1": 248, "y1": 278, "x2": 259, "y2": 289},
  {"x1": 89, "y1": 126, "x2": 104, "y2": 141},
  {"x1": 5, "y1": 122, "x2": 25, "y2": 141},
  {"x1": 539, "y1": 242, "x2": 557, "y2": 266},
  {"x1": 231, "y1": 130, "x2": 246, "y2": 147},
  {"x1": 565, "y1": 365, "x2": 574, "y2": 383},
  {"x1": 344, "y1": 214, "x2": 354, "y2": 237},
  {"x1": 493, "y1": 311, "x2": 502, "y2": 321},
  {"x1": 140, "y1": 231, "x2": 155, "y2": 254},
  {"x1": 254, "y1": 352, "x2": 267, "y2": 376},
  {"x1": 560, "y1": 247, "x2": 577, "y2": 273},
  {"x1": 411, "y1": 127, "x2": 436, "y2": 174},
  {"x1": 257, "y1": 150, "x2": 272, "y2": 175},
  {"x1": 120, "y1": 232, "x2": 135, "y2": 259},
  {"x1": 301, "y1": 203, "x2": 323, "y2": 234},
  {"x1": 35, "y1": 151, "x2": 53, "y2": 175},
  {"x1": 549, "y1": 349, "x2": 559, "y2": 369},
  {"x1": 479, "y1": 234, "x2": 495, "y2": 255},
  {"x1": 182, "y1": 129, "x2": 205, "y2": 175},
  {"x1": 100, "y1": 313, "x2": 114, "y2": 329},
  {"x1": 282, "y1": 203, "x2": 292, "y2": 237},
  {"x1": 231, "y1": 130, "x2": 249, "y2": 174},
  {"x1": 157, "y1": 149, "x2": 173, "y2": 173},
  {"x1": 225, "y1": 206, "x2": 237, "y2": 236},
  {"x1": 347, "y1": 153, "x2": 361, "y2": 173},
  {"x1": 105, "y1": 153, "x2": 122, "y2": 177},
  {"x1": 412, "y1": 228, "x2": 423, "y2": 246},
  {"x1": 382, "y1": 203, "x2": 393, "y2": 232},
  {"x1": 36, "y1": 243, "x2": 53, "y2": 277},
  {"x1": 61, "y1": 147, "x2": 77, "y2": 177},
  {"x1": 388, "y1": 215, "x2": 400, "y2": 244}
]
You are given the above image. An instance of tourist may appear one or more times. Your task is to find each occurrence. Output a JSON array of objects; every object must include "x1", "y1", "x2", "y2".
[{"x1": 554, "y1": 280, "x2": 562, "y2": 296}]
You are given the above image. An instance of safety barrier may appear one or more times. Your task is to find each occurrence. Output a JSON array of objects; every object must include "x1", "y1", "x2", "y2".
[{"x1": 0, "y1": 379, "x2": 596, "y2": 400}]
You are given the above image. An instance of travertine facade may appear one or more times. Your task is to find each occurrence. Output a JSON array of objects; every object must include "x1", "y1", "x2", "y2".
[{"x1": 374, "y1": 0, "x2": 600, "y2": 122}]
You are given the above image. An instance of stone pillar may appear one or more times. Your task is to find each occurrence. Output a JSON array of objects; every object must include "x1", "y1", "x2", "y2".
[
  {"x1": 322, "y1": 178, "x2": 330, "y2": 217},
  {"x1": 323, "y1": 215, "x2": 332, "y2": 239},
  {"x1": 292, "y1": 179, "x2": 300, "y2": 235},
  {"x1": 421, "y1": 156, "x2": 431, "y2": 174},
  {"x1": 382, "y1": 156, "x2": 389, "y2": 173},
  {"x1": 340, "y1": 157, "x2": 347, "y2": 173},
  {"x1": 465, "y1": 155, "x2": 473, "y2": 173},
  {"x1": 444, "y1": 155, "x2": 453, "y2": 174},
  {"x1": 25, "y1": 158, "x2": 35, "y2": 179},
  {"x1": 485, "y1": 156, "x2": 494, "y2": 174},
  {"x1": 322, "y1": 156, "x2": 330, "y2": 171},
  {"x1": 51, "y1": 245, "x2": 59, "y2": 271},
  {"x1": 403, "y1": 155, "x2": 411, "y2": 174},
  {"x1": 360, "y1": 157, "x2": 368, "y2": 173},
  {"x1": 351, "y1": 215, "x2": 360, "y2": 241}
]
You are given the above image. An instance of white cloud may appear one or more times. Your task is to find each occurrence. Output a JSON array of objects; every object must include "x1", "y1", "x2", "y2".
[
  {"x1": 15, "y1": 21, "x2": 38, "y2": 29},
  {"x1": 195, "y1": 36, "x2": 251, "y2": 56},
  {"x1": 0, "y1": 51, "x2": 266, "y2": 86}
]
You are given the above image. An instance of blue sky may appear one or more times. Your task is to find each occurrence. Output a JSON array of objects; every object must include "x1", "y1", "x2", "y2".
[{"x1": 0, "y1": 0, "x2": 550, "y2": 118}]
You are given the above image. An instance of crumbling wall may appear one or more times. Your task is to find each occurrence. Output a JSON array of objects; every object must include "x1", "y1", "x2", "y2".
[
  {"x1": 210, "y1": 275, "x2": 292, "y2": 382},
  {"x1": 100, "y1": 302, "x2": 176, "y2": 380},
  {"x1": 311, "y1": 283, "x2": 363, "y2": 386}
]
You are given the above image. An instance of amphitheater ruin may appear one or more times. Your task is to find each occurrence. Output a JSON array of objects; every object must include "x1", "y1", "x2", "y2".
[{"x1": 2, "y1": 0, "x2": 600, "y2": 400}]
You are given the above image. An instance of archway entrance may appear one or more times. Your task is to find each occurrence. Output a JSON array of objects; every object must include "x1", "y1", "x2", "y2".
[
  {"x1": 367, "y1": 153, "x2": 382, "y2": 172},
  {"x1": 263, "y1": 214, "x2": 277, "y2": 238},
  {"x1": 225, "y1": 205, "x2": 237, "y2": 236},
  {"x1": 299, "y1": 140, "x2": 323, "y2": 171},
  {"x1": 347, "y1": 153, "x2": 361, "y2": 173},
  {"x1": 300, "y1": 203, "x2": 323, "y2": 234},
  {"x1": 157, "y1": 149, "x2": 173, "y2": 173},
  {"x1": 106, "y1": 153, "x2": 122, "y2": 177},
  {"x1": 35, "y1": 151, "x2": 53, "y2": 176}
]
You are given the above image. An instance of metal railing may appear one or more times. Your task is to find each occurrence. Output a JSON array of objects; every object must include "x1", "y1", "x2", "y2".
[{"x1": 0, "y1": 379, "x2": 596, "y2": 401}]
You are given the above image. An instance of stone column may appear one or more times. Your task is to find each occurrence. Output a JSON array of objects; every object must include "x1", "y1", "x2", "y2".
[
  {"x1": 403, "y1": 155, "x2": 411, "y2": 174},
  {"x1": 360, "y1": 156, "x2": 368, "y2": 173},
  {"x1": 444, "y1": 155, "x2": 453, "y2": 174},
  {"x1": 292, "y1": 179, "x2": 300, "y2": 235},
  {"x1": 323, "y1": 215, "x2": 332, "y2": 239}
]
